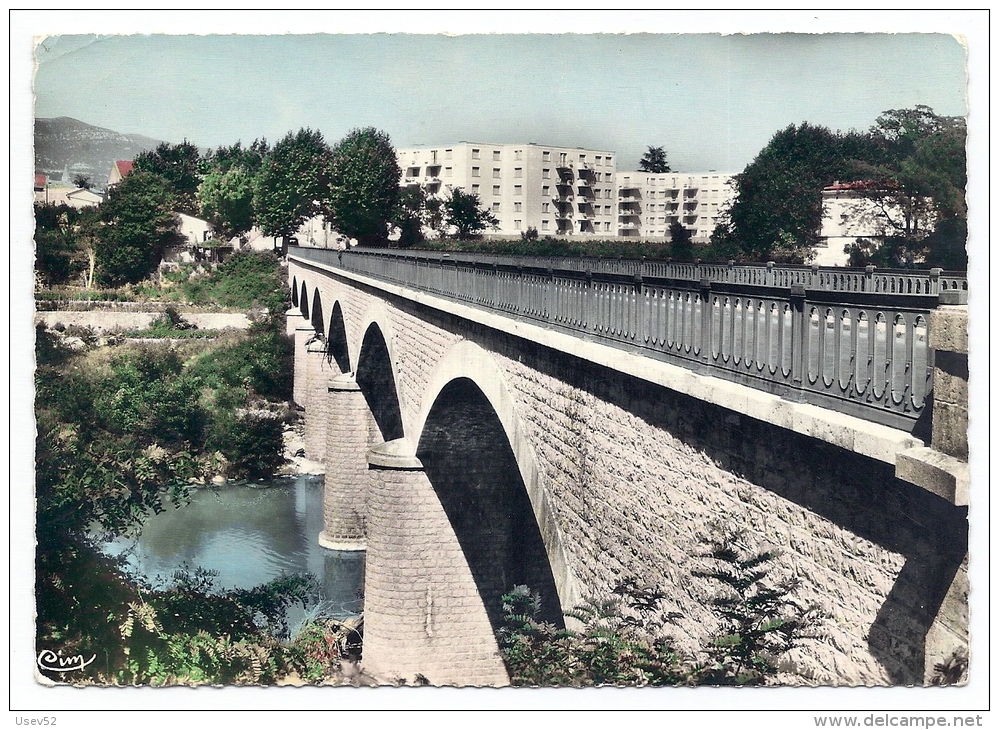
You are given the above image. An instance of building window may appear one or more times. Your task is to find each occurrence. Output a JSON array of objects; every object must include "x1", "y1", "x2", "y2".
[
  {"x1": 493, "y1": 168, "x2": 501, "y2": 179},
  {"x1": 493, "y1": 185, "x2": 501, "y2": 196},
  {"x1": 605, "y1": 173, "x2": 612, "y2": 182},
  {"x1": 542, "y1": 168, "x2": 551, "y2": 179},
  {"x1": 445, "y1": 148, "x2": 452, "y2": 159},
  {"x1": 604, "y1": 205, "x2": 611, "y2": 214},
  {"x1": 444, "y1": 166, "x2": 452, "y2": 177},
  {"x1": 514, "y1": 167, "x2": 523, "y2": 178},
  {"x1": 542, "y1": 202, "x2": 550, "y2": 213},
  {"x1": 514, "y1": 202, "x2": 522, "y2": 212},
  {"x1": 471, "y1": 167, "x2": 480, "y2": 177},
  {"x1": 493, "y1": 150, "x2": 501, "y2": 161},
  {"x1": 595, "y1": 155, "x2": 602, "y2": 165},
  {"x1": 542, "y1": 220, "x2": 550, "y2": 230},
  {"x1": 515, "y1": 150, "x2": 523, "y2": 161},
  {"x1": 471, "y1": 184, "x2": 480, "y2": 194},
  {"x1": 472, "y1": 148, "x2": 480, "y2": 159},
  {"x1": 542, "y1": 185, "x2": 550, "y2": 197},
  {"x1": 543, "y1": 151, "x2": 551, "y2": 161},
  {"x1": 492, "y1": 202, "x2": 501, "y2": 212},
  {"x1": 514, "y1": 185, "x2": 523, "y2": 195},
  {"x1": 604, "y1": 222, "x2": 611, "y2": 232},
  {"x1": 514, "y1": 219, "x2": 522, "y2": 230},
  {"x1": 606, "y1": 156, "x2": 612, "y2": 165}
]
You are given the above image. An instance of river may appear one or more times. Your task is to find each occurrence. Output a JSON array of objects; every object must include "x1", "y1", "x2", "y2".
[{"x1": 100, "y1": 474, "x2": 363, "y2": 634}]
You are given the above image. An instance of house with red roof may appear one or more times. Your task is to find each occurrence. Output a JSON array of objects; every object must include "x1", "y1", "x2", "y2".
[{"x1": 107, "y1": 160, "x2": 134, "y2": 188}]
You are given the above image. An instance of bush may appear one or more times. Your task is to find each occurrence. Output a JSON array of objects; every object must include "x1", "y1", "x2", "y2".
[
  {"x1": 206, "y1": 410, "x2": 285, "y2": 479},
  {"x1": 498, "y1": 530, "x2": 823, "y2": 687}
]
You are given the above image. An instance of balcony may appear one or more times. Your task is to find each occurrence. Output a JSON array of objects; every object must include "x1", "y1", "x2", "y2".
[
  {"x1": 577, "y1": 166, "x2": 597, "y2": 181},
  {"x1": 618, "y1": 221, "x2": 639, "y2": 231},
  {"x1": 556, "y1": 166, "x2": 574, "y2": 182}
]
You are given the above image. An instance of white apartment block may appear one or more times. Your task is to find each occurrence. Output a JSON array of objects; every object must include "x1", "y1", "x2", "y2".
[
  {"x1": 617, "y1": 171, "x2": 737, "y2": 242},
  {"x1": 396, "y1": 142, "x2": 735, "y2": 241},
  {"x1": 397, "y1": 142, "x2": 619, "y2": 237}
]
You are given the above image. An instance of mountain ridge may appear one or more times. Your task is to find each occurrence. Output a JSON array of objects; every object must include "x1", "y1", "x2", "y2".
[{"x1": 34, "y1": 117, "x2": 172, "y2": 188}]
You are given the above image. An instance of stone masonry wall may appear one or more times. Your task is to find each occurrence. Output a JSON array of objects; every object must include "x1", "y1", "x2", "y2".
[{"x1": 483, "y1": 335, "x2": 967, "y2": 686}]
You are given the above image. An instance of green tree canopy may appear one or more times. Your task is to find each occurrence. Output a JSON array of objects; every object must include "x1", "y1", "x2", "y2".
[
  {"x1": 33, "y1": 203, "x2": 94, "y2": 285},
  {"x1": 133, "y1": 140, "x2": 203, "y2": 215},
  {"x1": 439, "y1": 187, "x2": 498, "y2": 240},
  {"x1": 94, "y1": 170, "x2": 181, "y2": 286},
  {"x1": 712, "y1": 107, "x2": 966, "y2": 268},
  {"x1": 253, "y1": 129, "x2": 330, "y2": 241},
  {"x1": 711, "y1": 123, "x2": 877, "y2": 263},
  {"x1": 668, "y1": 220, "x2": 694, "y2": 262},
  {"x1": 392, "y1": 185, "x2": 429, "y2": 247},
  {"x1": 639, "y1": 146, "x2": 672, "y2": 173},
  {"x1": 844, "y1": 106, "x2": 967, "y2": 268},
  {"x1": 326, "y1": 127, "x2": 402, "y2": 246}
]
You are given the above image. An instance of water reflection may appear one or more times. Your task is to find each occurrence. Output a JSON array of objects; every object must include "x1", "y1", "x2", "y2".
[{"x1": 101, "y1": 474, "x2": 363, "y2": 629}]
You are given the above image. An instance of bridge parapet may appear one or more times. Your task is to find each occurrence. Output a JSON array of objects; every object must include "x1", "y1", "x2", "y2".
[{"x1": 292, "y1": 248, "x2": 967, "y2": 432}]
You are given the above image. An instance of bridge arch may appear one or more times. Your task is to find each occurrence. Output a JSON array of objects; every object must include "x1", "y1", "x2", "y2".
[
  {"x1": 413, "y1": 340, "x2": 582, "y2": 620},
  {"x1": 310, "y1": 288, "x2": 325, "y2": 335},
  {"x1": 326, "y1": 301, "x2": 351, "y2": 374},
  {"x1": 355, "y1": 320, "x2": 405, "y2": 443},
  {"x1": 299, "y1": 280, "x2": 310, "y2": 320}
]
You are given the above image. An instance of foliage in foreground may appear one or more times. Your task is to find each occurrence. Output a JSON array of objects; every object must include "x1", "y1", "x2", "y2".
[
  {"x1": 499, "y1": 532, "x2": 823, "y2": 686},
  {"x1": 34, "y1": 320, "x2": 363, "y2": 686}
]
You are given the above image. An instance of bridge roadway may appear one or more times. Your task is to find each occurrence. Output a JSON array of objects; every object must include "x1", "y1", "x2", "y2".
[{"x1": 287, "y1": 247, "x2": 969, "y2": 687}]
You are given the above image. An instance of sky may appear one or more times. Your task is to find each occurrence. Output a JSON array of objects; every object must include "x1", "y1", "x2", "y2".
[{"x1": 31, "y1": 24, "x2": 967, "y2": 173}]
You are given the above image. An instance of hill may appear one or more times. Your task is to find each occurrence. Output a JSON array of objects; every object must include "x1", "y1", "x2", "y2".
[{"x1": 34, "y1": 117, "x2": 167, "y2": 188}]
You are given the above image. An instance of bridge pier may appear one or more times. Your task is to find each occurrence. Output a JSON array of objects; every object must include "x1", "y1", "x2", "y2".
[
  {"x1": 361, "y1": 438, "x2": 510, "y2": 687},
  {"x1": 292, "y1": 322, "x2": 314, "y2": 408},
  {"x1": 303, "y1": 338, "x2": 331, "y2": 462},
  {"x1": 318, "y1": 373, "x2": 370, "y2": 551}
]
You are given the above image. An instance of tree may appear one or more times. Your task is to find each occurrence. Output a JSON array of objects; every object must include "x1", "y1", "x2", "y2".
[
  {"x1": 253, "y1": 129, "x2": 330, "y2": 243},
  {"x1": 197, "y1": 141, "x2": 268, "y2": 241},
  {"x1": 710, "y1": 123, "x2": 871, "y2": 263},
  {"x1": 392, "y1": 185, "x2": 429, "y2": 247},
  {"x1": 668, "y1": 220, "x2": 694, "y2": 262},
  {"x1": 326, "y1": 127, "x2": 402, "y2": 246},
  {"x1": 843, "y1": 106, "x2": 967, "y2": 269},
  {"x1": 72, "y1": 174, "x2": 92, "y2": 190},
  {"x1": 639, "y1": 146, "x2": 672, "y2": 174},
  {"x1": 94, "y1": 170, "x2": 181, "y2": 286},
  {"x1": 33, "y1": 203, "x2": 92, "y2": 285},
  {"x1": 439, "y1": 187, "x2": 498, "y2": 240},
  {"x1": 133, "y1": 140, "x2": 203, "y2": 215}
]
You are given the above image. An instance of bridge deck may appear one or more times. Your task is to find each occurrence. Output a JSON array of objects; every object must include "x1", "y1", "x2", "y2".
[{"x1": 291, "y1": 247, "x2": 966, "y2": 433}]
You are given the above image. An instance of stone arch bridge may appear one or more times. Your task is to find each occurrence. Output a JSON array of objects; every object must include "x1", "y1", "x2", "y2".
[{"x1": 287, "y1": 247, "x2": 969, "y2": 687}]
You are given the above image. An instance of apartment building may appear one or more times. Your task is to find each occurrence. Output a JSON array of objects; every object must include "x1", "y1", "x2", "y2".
[
  {"x1": 617, "y1": 171, "x2": 737, "y2": 242},
  {"x1": 396, "y1": 142, "x2": 619, "y2": 237},
  {"x1": 397, "y1": 142, "x2": 735, "y2": 241}
]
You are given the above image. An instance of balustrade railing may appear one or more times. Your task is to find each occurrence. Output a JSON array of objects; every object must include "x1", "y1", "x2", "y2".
[{"x1": 290, "y1": 247, "x2": 967, "y2": 431}]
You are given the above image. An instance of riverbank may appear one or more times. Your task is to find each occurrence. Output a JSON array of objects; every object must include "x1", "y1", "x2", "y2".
[{"x1": 278, "y1": 414, "x2": 326, "y2": 477}]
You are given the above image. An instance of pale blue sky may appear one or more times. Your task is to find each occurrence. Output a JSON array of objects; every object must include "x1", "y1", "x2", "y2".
[{"x1": 34, "y1": 32, "x2": 967, "y2": 173}]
